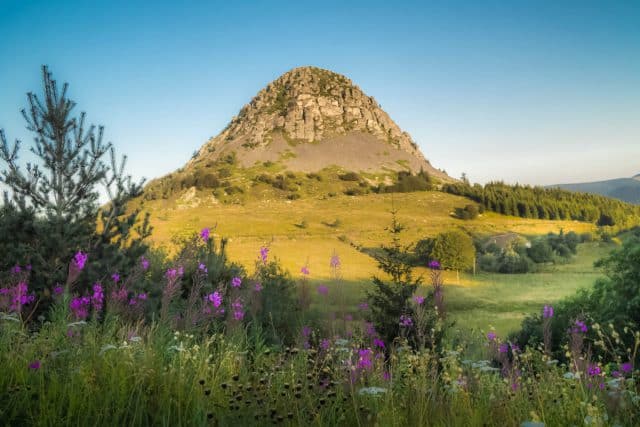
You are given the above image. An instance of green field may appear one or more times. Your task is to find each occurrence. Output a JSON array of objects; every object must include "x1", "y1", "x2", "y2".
[{"x1": 138, "y1": 190, "x2": 605, "y2": 339}]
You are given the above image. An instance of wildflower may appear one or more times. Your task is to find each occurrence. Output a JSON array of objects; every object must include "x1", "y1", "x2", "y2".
[
  {"x1": 383, "y1": 371, "x2": 391, "y2": 381},
  {"x1": 588, "y1": 365, "x2": 602, "y2": 376},
  {"x1": 260, "y1": 246, "x2": 269, "y2": 263},
  {"x1": 357, "y1": 349, "x2": 373, "y2": 370},
  {"x1": 73, "y1": 251, "x2": 88, "y2": 270},
  {"x1": 165, "y1": 268, "x2": 178, "y2": 280},
  {"x1": 70, "y1": 296, "x2": 90, "y2": 320},
  {"x1": 231, "y1": 277, "x2": 242, "y2": 288},
  {"x1": 330, "y1": 253, "x2": 341, "y2": 269},
  {"x1": 373, "y1": 338, "x2": 385, "y2": 349},
  {"x1": 177, "y1": 266, "x2": 184, "y2": 276},
  {"x1": 91, "y1": 283, "x2": 104, "y2": 312},
  {"x1": 621, "y1": 362, "x2": 633, "y2": 373},
  {"x1": 208, "y1": 292, "x2": 222, "y2": 308},
  {"x1": 573, "y1": 320, "x2": 588, "y2": 333},
  {"x1": 499, "y1": 343, "x2": 509, "y2": 353},
  {"x1": 232, "y1": 299, "x2": 244, "y2": 321},
  {"x1": 365, "y1": 322, "x2": 376, "y2": 337},
  {"x1": 358, "y1": 302, "x2": 369, "y2": 310},
  {"x1": 510, "y1": 343, "x2": 520, "y2": 353},
  {"x1": 317, "y1": 285, "x2": 329, "y2": 296},
  {"x1": 413, "y1": 295, "x2": 425, "y2": 305},
  {"x1": 543, "y1": 305, "x2": 554, "y2": 319},
  {"x1": 254, "y1": 282, "x2": 263, "y2": 292},
  {"x1": 11, "y1": 265, "x2": 21, "y2": 274},
  {"x1": 26, "y1": 264, "x2": 32, "y2": 271},
  {"x1": 140, "y1": 257, "x2": 150, "y2": 271},
  {"x1": 320, "y1": 339, "x2": 330, "y2": 350},
  {"x1": 428, "y1": 260, "x2": 441, "y2": 270},
  {"x1": 198, "y1": 263, "x2": 208, "y2": 274},
  {"x1": 301, "y1": 326, "x2": 312, "y2": 338},
  {"x1": 28, "y1": 360, "x2": 41, "y2": 370},
  {"x1": 53, "y1": 284, "x2": 64, "y2": 295},
  {"x1": 399, "y1": 315, "x2": 413, "y2": 327},
  {"x1": 128, "y1": 298, "x2": 137, "y2": 306},
  {"x1": 300, "y1": 266, "x2": 310, "y2": 276},
  {"x1": 200, "y1": 227, "x2": 210, "y2": 242},
  {"x1": 487, "y1": 332, "x2": 497, "y2": 341},
  {"x1": 345, "y1": 314, "x2": 353, "y2": 321},
  {"x1": 137, "y1": 293, "x2": 147, "y2": 300},
  {"x1": 111, "y1": 273, "x2": 120, "y2": 283}
]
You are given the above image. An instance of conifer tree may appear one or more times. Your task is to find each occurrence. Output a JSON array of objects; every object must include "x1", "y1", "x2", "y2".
[{"x1": 0, "y1": 66, "x2": 151, "y2": 303}]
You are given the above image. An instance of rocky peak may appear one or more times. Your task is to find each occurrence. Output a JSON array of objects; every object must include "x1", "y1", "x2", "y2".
[{"x1": 196, "y1": 66, "x2": 426, "y2": 162}]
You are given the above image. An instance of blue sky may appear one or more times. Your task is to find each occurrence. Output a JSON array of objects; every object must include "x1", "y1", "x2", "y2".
[{"x1": 1, "y1": 0, "x2": 638, "y2": 186}]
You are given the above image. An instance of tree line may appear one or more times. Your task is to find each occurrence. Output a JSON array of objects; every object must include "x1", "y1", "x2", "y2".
[{"x1": 442, "y1": 181, "x2": 640, "y2": 227}]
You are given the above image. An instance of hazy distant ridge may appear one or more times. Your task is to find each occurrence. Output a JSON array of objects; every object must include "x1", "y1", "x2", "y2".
[{"x1": 550, "y1": 174, "x2": 640, "y2": 204}]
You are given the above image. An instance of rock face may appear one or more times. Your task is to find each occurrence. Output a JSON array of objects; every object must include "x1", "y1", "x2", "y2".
[{"x1": 191, "y1": 66, "x2": 448, "y2": 178}]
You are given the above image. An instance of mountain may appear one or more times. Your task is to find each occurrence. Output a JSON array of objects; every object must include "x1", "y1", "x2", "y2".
[
  {"x1": 551, "y1": 174, "x2": 640, "y2": 204},
  {"x1": 143, "y1": 66, "x2": 450, "y2": 203}
]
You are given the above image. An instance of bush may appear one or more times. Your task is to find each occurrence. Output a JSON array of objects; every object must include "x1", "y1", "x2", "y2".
[
  {"x1": 430, "y1": 230, "x2": 476, "y2": 276},
  {"x1": 338, "y1": 172, "x2": 361, "y2": 181},
  {"x1": 455, "y1": 204, "x2": 480, "y2": 220},
  {"x1": 527, "y1": 239, "x2": 554, "y2": 264}
]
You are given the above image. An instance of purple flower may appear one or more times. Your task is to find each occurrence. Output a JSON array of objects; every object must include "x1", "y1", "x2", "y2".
[
  {"x1": 25, "y1": 264, "x2": 32, "y2": 271},
  {"x1": 428, "y1": 260, "x2": 441, "y2": 270},
  {"x1": 137, "y1": 293, "x2": 147, "y2": 300},
  {"x1": 345, "y1": 314, "x2": 353, "y2": 321},
  {"x1": 413, "y1": 295, "x2": 425, "y2": 305},
  {"x1": 165, "y1": 268, "x2": 178, "y2": 280},
  {"x1": 177, "y1": 266, "x2": 184, "y2": 276},
  {"x1": 373, "y1": 338, "x2": 385, "y2": 349},
  {"x1": 198, "y1": 263, "x2": 208, "y2": 274},
  {"x1": 300, "y1": 266, "x2": 310, "y2": 276},
  {"x1": 200, "y1": 227, "x2": 210, "y2": 242},
  {"x1": 70, "y1": 296, "x2": 90, "y2": 320},
  {"x1": 73, "y1": 251, "x2": 88, "y2": 270},
  {"x1": 111, "y1": 273, "x2": 120, "y2": 283},
  {"x1": 231, "y1": 277, "x2": 242, "y2": 288},
  {"x1": 320, "y1": 339, "x2": 330, "y2": 350},
  {"x1": 330, "y1": 253, "x2": 341, "y2": 269},
  {"x1": 317, "y1": 285, "x2": 329, "y2": 296},
  {"x1": 399, "y1": 315, "x2": 413, "y2": 327},
  {"x1": 365, "y1": 322, "x2": 376, "y2": 337},
  {"x1": 383, "y1": 371, "x2": 391, "y2": 381},
  {"x1": 510, "y1": 343, "x2": 520, "y2": 353},
  {"x1": 53, "y1": 284, "x2": 64, "y2": 295},
  {"x1": 28, "y1": 360, "x2": 41, "y2": 370},
  {"x1": 543, "y1": 305, "x2": 554, "y2": 319},
  {"x1": 232, "y1": 299, "x2": 244, "y2": 321},
  {"x1": 260, "y1": 246, "x2": 269, "y2": 263},
  {"x1": 358, "y1": 302, "x2": 369, "y2": 311},
  {"x1": 140, "y1": 257, "x2": 150, "y2": 271},
  {"x1": 499, "y1": 343, "x2": 509, "y2": 354},
  {"x1": 487, "y1": 332, "x2": 497, "y2": 341},
  {"x1": 11, "y1": 265, "x2": 21, "y2": 274},
  {"x1": 254, "y1": 282, "x2": 263, "y2": 292},
  {"x1": 588, "y1": 365, "x2": 602, "y2": 377},
  {"x1": 621, "y1": 362, "x2": 633, "y2": 373},
  {"x1": 208, "y1": 291, "x2": 222, "y2": 308},
  {"x1": 302, "y1": 326, "x2": 312, "y2": 338},
  {"x1": 91, "y1": 283, "x2": 104, "y2": 312},
  {"x1": 357, "y1": 349, "x2": 373, "y2": 370},
  {"x1": 573, "y1": 320, "x2": 588, "y2": 333}
]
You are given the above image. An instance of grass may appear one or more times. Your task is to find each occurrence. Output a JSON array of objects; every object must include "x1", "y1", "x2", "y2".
[{"x1": 139, "y1": 190, "x2": 599, "y2": 338}]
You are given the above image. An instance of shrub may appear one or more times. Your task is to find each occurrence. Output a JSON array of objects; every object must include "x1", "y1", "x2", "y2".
[
  {"x1": 455, "y1": 204, "x2": 480, "y2": 220},
  {"x1": 339, "y1": 172, "x2": 361, "y2": 181}
]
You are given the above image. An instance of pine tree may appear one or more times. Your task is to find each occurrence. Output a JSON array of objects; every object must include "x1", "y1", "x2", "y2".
[
  {"x1": 0, "y1": 66, "x2": 151, "y2": 304},
  {"x1": 367, "y1": 208, "x2": 422, "y2": 347}
]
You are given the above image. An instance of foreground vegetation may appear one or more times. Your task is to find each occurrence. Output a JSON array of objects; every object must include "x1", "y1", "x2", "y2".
[{"x1": 2, "y1": 67, "x2": 640, "y2": 426}]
